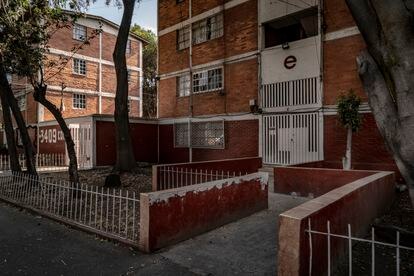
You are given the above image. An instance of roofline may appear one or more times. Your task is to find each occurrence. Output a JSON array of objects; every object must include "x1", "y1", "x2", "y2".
[{"x1": 63, "y1": 10, "x2": 149, "y2": 44}]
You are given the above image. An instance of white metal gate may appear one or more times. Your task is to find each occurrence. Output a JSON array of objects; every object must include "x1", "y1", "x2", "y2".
[
  {"x1": 69, "y1": 123, "x2": 93, "y2": 169},
  {"x1": 262, "y1": 112, "x2": 323, "y2": 165}
]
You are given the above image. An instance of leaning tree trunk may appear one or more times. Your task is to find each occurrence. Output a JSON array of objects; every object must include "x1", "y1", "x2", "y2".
[
  {"x1": 0, "y1": 83, "x2": 21, "y2": 172},
  {"x1": 343, "y1": 127, "x2": 352, "y2": 170},
  {"x1": 346, "y1": 0, "x2": 414, "y2": 199},
  {"x1": 112, "y1": 0, "x2": 136, "y2": 172},
  {"x1": 33, "y1": 84, "x2": 79, "y2": 183},
  {"x1": 0, "y1": 66, "x2": 37, "y2": 175}
]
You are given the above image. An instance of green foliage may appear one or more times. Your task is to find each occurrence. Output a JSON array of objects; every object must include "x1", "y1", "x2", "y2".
[
  {"x1": 131, "y1": 24, "x2": 157, "y2": 117},
  {"x1": 337, "y1": 89, "x2": 362, "y2": 132}
]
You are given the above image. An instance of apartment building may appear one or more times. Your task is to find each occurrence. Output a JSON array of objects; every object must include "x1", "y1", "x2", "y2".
[{"x1": 157, "y1": 0, "x2": 398, "y2": 176}]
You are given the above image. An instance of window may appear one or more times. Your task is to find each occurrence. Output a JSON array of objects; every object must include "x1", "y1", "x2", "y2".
[
  {"x1": 17, "y1": 95, "x2": 26, "y2": 111},
  {"x1": 6, "y1": 73, "x2": 12, "y2": 83},
  {"x1": 73, "y1": 94, "x2": 86, "y2": 109},
  {"x1": 177, "y1": 74, "x2": 190, "y2": 97},
  {"x1": 73, "y1": 58, "x2": 86, "y2": 75},
  {"x1": 174, "y1": 121, "x2": 225, "y2": 148},
  {"x1": 174, "y1": 123, "x2": 189, "y2": 147},
  {"x1": 264, "y1": 7, "x2": 318, "y2": 48},
  {"x1": 73, "y1": 24, "x2": 87, "y2": 41},
  {"x1": 192, "y1": 13, "x2": 223, "y2": 45},
  {"x1": 126, "y1": 39, "x2": 132, "y2": 54},
  {"x1": 193, "y1": 67, "x2": 223, "y2": 93},
  {"x1": 127, "y1": 70, "x2": 132, "y2": 82},
  {"x1": 177, "y1": 26, "x2": 190, "y2": 50}
]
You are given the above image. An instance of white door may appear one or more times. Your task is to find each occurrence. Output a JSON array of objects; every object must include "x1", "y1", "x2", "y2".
[
  {"x1": 263, "y1": 112, "x2": 323, "y2": 165},
  {"x1": 69, "y1": 123, "x2": 93, "y2": 169}
]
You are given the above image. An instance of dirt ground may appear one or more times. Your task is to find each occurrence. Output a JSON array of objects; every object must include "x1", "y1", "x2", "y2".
[
  {"x1": 335, "y1": 190, "x2": 414, "y2": 275},
  {"x1": 43, "y1": 163, "x2": 153, "y2": 194}
]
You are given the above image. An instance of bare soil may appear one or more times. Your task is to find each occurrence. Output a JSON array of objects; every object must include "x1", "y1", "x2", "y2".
[
  {"x1": 335, "y1": 190, "x2": 414, "y2": 275},
  {"x1": 43, "y1": 163, "x2": 153, "y2": 194}
]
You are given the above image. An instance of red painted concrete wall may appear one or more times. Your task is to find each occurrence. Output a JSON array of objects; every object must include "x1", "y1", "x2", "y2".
[
  {"x1": 158, "y1": 120, "x2": 259, "y2": 164},
  {"x1": 274, "y1": 167, "x2": 375, "y2": 197},
  {"x1": 95, "y1": 121, "x2": 158, "y2": 166},
  {"x1": 38, "y1": 125, "x2": 66, "y2": 154},
  {"x1": 278, "y1": 171, "x2": 396, "y2": 276},
  {"x1": 153, "y1": 157, "x2": 262, "y2": 191},
  {"x1": 139, "y1": 173, "x2": 268, "y2": 252}
]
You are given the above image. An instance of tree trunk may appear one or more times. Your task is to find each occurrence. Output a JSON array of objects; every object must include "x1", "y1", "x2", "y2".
[
  {"x1": 112, "y1": 0, "x2": 136, "y2": 172},
  {"x1": 343, "y1": 127, "x2": 352, "y2": 170},
  {"x1": 346, "y1": 0, "x2": 414, "y2": 202},
  {"x1": 0, "y1": 66, "x2": 37, "y2": 175},
  {"x1": 0, "y1": 83, "x2": 21, "y2": 172},
  {"x1": 33, "y1": 84, "x2": 79, "y2": 183}
]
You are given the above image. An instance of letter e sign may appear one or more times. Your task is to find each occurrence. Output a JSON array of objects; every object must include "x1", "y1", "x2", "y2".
[{"x1": 284, "y1": 55, "x2": 297, "y2": 69}]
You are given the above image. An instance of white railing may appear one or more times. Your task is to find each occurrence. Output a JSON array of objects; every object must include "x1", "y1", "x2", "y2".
[
  {"x1": 0, "y1": 172, "x2": 140, "y2": 245},
  {"x1": 261, "y1": 77, "x2": 321, "y2": 111},
  {"x1": 0, "y1": 153, "x2": 67, "y2": 171},
  {"x1": 157, "y1": 166, "x2": 249, "y2": 191},
  {"x1": 306, "y1": 219, "x2": 414, "y2": 276}
]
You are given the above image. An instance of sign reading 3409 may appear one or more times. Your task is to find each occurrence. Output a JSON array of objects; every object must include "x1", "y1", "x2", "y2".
[{"x1": 39, "y1": 128, "x2": 64, "y2": 144}]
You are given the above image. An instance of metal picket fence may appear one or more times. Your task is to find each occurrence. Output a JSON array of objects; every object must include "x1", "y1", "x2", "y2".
[
  {"x1": 157, "y1": 166, "x2": 249, "y2": 190},
  {"x1": 306, "y1": 219, "x2": 414, "y2": 276},
  {"x1": 0, "y1": 171, "x2": 140, "y2": 245},
  {"x1": 0, "y1": 153, "x2": 67, "y2": 172}
]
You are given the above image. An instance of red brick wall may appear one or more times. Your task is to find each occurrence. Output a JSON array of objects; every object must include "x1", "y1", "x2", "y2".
[
  {"x1": 158, "y1": 119, "x2": 259, "y2": 164},
  {"x1": 324, "y1": 0, "x2": 356, "y2": 33}
]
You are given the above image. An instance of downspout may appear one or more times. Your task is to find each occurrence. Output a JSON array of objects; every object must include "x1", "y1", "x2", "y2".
[
  {"x1": 257, "y1": 0, "x2": 263, "y2": 158},
  {"x1": 98, "y1": 31, "x2": 102, "y2": 114},
  {"x1": 139, "y1": 41, "x2": 143, "y2": 117},
  {"x1": 318, "y1": 0, "x2": 325, "y2": 161},
  {"x1": 188, "y1": 0, "x2": 193, "y2": 163}
]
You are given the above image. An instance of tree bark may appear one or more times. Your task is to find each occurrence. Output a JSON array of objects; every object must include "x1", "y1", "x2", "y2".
[
  {"x1": 343, "y1": 127, "x2": 352, "y2": 170},
  {"x1": 112, "y1": 0, "x2": 136, "y2": 172},
  {"x1": 346, "y1": 0, "x2": 414, "y2": 195},
  {"x1": 0, "y1": 66, "x2": 37, "y2": 175},
  {"x1": 33, "y1": 84, "x2": 79, "y2": 183},
  {"x1": 0, "y1": 81, "x2": 21, "y2": 172}
]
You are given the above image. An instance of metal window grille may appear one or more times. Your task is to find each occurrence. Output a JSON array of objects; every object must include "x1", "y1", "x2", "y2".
[
  {"x1": 193, "y1": 67, "x2": 223, "y2": 94},
  {"x1": 126, "y1": 39, "x2": 132, "y2": 54},
  {"x1": 177, "y1": 26, "x2": 190, "y2": 50},
  {"x1": 17, "y1": 95, "x2": 26, "y2": 111},
  {"x1": 73, "y1": 58, "x2": 87, "y2": 75},
  {"x1": 174, "y1": 123, "x2": 189, "y2": 147},
  {"x1": 73, "y1": 94, "x2": 86, "y2": 109},
  {"x1": 174, "y1": 121, "x2": 225, "y2": 149},
  {"x1": 127, "y1": 70, "x2": 132, "y2": 82},
  {"x1": 192, "y1": 13, "x2": 223, "y2": 45},
  {"x1": 177, "y1": 74, "x2": 190, "y2": 97},
  {"x1": 73, "y1": 24, "x2": 87, "y2": 41}
]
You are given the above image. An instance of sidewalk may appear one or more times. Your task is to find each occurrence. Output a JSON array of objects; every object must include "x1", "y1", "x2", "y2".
[{"x1": 0, "y1": 193, "x2": 308, "y2": 275}]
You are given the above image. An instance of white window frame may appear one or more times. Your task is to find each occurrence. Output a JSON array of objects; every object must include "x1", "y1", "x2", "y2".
[
  {"x1": 73, "y1": 58, "x2": 87, "y2": 75},
  {"x1": 192, "y1": 66, "x2": 223, "y2": 94},
  {"x1": 177, "y1": 26, "x2": 190, "y2": 50},
  {"x1": 127, "y1": 70, "x2": 132, "y2": 82},
  {"x1": 192, "y1": 13, "x2": 223, "y2": 45},
  {"x1": 72, "y1": 93, "x2": 86, "y2": 109},
  {"x1": 73, "y1": 24, "x2": 87, "y2": 41},
  {"x1": 177, "y1": 74, "x2": 190, "y2": 97}
]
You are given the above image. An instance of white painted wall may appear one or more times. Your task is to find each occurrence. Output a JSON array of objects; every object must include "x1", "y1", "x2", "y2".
[
  {"x1": 260, "y1": 0, "x2": 318, "y2": 23},
  {"x1": 261, "y1": 36, "x2": 321, "y2": 84}
]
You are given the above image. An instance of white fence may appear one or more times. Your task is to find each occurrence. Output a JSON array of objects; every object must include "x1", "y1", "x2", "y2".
[
  {"x1": 261, "y1": 77, "x2": 321, "y2": 111},
  {"x1": 0, "y1": 153, "x2": 67, "y2": 171},
  {"x1": 0, "y1": 172, "x2": 140, "y2": 245},
  {"x1": 306, "y1": 219, "x2": 414, "y2": 276},
  {"x1": 157, "y1": 166, "x2": 249, "y2": 191}
]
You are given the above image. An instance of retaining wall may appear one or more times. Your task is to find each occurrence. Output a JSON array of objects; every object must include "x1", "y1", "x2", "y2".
[
  {"x1": 274, "y1": 167, "x2": 376, "y2": 197},
  {"x1": 277, "y1": 171, "x2": 396, "y2": 276},
  {"x1": 139, "y1": 172, "x2": 268, "y2": 252}
]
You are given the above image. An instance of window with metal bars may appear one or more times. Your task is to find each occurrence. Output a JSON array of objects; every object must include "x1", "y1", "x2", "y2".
[
  {"x1": 177, "y1": 74, "x2": 190, "y2": 97},
  {"x1": 73, "y1": 58, "x2": 87, "y2": 75},
  {"x1": 126, "y1": 39, "x2": 132, "y2": 54},
  {"x1": 177, "y1": 26, "x2": 190, "y2": 50},
  {"x1": 192, "y1": 13, "x2": 223, "y2": 45},
  {"x1": 73, "y1": 24, "x2": 87, "y2": 41},
  {"x1": 174, "y1": 121, "x2": 225, "y2": 149},
  {"x1": 193, "y1": 67, "x2": 223, "y2": 93},
  {"x1": 73, "y1": 94, "x2": 86, "y2": 109}
]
